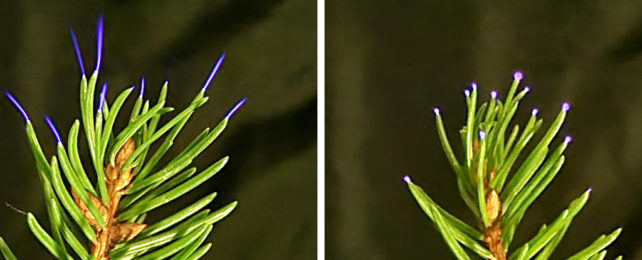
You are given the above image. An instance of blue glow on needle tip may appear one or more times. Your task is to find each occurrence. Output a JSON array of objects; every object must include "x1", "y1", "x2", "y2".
[
  {"x1": 202, "y1": 52, "x2": 226, "y2": 92},
  {"x1": 514, "y1": 71, "x2": 524, "y2": 81},
  {"x1": 5, "y1": 92, "x2": 30, "y2": 123},
  {"x1": 433, "y1": 107, "x2": 440, "y2": 115},
  {"x1": 479, "y1": 131, "x2": 487, "y2": 140},
  {"x1": 562, "y1": 102, "x2": 571, "y2": 111},
  {"x1": 98, "y1": 83, "x2": 108, "y2": 112},
  {"x1": 95, "y1": 15, "x2": 104, "y2": 73},
  {"x1": 45, "y1": 116, "x2": 62, "y2": 144},
  {"x1": 140, "y1": 77, "x2": 145, "y2": 98},
  {"x1": 225, "y1": 97, "x2": 247, "y2": 119},
  {"x1": 69, "y1": 28, "x2": 86, "y2": 76},
  {"x1": 403, "y1": 175, "x2": 412, "y2": 184}
]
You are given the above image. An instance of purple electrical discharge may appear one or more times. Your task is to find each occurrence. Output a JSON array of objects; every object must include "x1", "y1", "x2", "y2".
[
  {"x1": 70, "y1": 28, "x2": 86, "y2": 75},
  {"x1": 202, "y1": 53, "x2": 226, "y2": 92},
  {"x1": 562, "y1": 102, "x2": 571, "y2": 111},
  {"x1": 5, "y1": 92, "x2": 30, "y2": 122},
  {"x1": 95, "y1": 15, "x2": 104, "y2": 73},
  {"x1": 514, "y1": 71, "x2": 524, "y2": 81},
  {"x1": 226, "y1": 97, "x2": 247, "y2": 119},
  {"x1": 479, "y1": 131, "x2": 487, "y2": 140},
  {"x1": 98, "y1": 83, "x2": 108, "y2": 112},
  {"x1": 403, "y1": 175, "x2": 412, "y2": 183},
  {"x1": 45, "y1": 116, "x2": 62, "y2": 144},
  {"x1": 140, "y1": 77, "x2": 145, "y2": 98}
]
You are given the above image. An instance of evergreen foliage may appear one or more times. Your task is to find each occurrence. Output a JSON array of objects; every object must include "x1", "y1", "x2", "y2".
[
  {"x1": 0, "y1": 16, "x2": 244, "y2": 259},
  {"x1": 404, "y1": 72, "x2": 621, "y2": 259}
]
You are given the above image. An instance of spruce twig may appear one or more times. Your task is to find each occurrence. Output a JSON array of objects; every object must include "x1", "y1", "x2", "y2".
[
  {"x1": 404, "y1": 72, "x2": 622, "y2": 259},
  {"x1": 0, "y1": 16, "x2": 244, "y2": 259}
]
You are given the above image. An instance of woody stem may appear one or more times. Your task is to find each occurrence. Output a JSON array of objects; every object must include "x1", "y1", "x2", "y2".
[{"x1": 91, "y1": 138, "x2": 137, "y2": 260}]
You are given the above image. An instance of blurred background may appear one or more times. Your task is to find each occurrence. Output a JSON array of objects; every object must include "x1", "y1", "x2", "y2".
[
  {"x1": 328, "y1": 0, "x2": 642, "y2": 259},
  {"x1": 0, "y1": 0, "x2": 315, "y2": 259}
]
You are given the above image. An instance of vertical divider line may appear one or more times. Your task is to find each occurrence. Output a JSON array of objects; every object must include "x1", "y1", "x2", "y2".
[{"x1": 317, "y1": 0, "x2": 326, "y2": 259}]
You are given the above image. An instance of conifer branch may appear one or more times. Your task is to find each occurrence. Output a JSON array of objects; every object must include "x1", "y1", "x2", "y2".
[
  {"x1": 0, "y1": 16, "x2": 243, "y2": 259},
  {"x1": 404, "y1": 72, "x2": 622, "y2": 259}
]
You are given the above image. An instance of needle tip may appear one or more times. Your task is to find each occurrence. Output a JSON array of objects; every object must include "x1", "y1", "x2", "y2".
[
  {"x1": 433, "y1": 107, "x2": 440, "y2": 115},
  {"x1": 514, "y1": 71, "x2": 524, "y2": 81},
  {"x1": 139, "y1": 77, "x2": 145, "y2": 98},
  {"x1": 202, "y1": 52, "x2": 227, "y2": 92},
  {"x1": 5, "y1": 92, "x2": 30, "y2": 123},
  {"x1": 95, "y1": 15, "x2": 104, "y2": 73},
  {"x1": 44, "y1": 116, "x2": 62, "y2": 144},
  {"x1": 225, "y1": 97, "x2": 247, "y2": 119},
  {"x1": 479, "y1": 130, "x2": 487, "y2": 140},
  {"x1": 98, "y1": 83, "x2": 108, "y2": 112}
]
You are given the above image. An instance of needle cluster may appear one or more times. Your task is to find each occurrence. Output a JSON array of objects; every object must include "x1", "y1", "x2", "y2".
[
  {"x1": 404, "y1": 72, "x2": 621, "y2": 260},
  {"x1": 0, "y1": 16, "x2": 244, "y2": 260}
]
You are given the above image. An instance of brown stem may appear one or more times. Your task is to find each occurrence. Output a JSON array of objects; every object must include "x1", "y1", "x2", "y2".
[
  {"x1": 484, "y1": 189, "x2": 506, "y2": 260},
  {"x1": 74, "y1": 139, "x2": 146, "y2": 260}
]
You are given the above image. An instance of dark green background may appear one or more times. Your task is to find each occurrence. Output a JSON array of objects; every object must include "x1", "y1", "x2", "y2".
[
  {"x1": 328, "y1": 0, "x2": 642, "y2": 259},
  {"x1": 0, "y1": 0, "x2": 316, "y2": 259}
]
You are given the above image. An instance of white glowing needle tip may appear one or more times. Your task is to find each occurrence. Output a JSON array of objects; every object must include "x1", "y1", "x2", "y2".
[
  {"x1": 562, "y1": 102, "x2": 571, "y2": 111},
  {"x1": 514, "y1": 71, "x2": 524, "y2": 81}
]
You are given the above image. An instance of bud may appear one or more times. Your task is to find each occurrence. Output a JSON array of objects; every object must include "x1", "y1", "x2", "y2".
[{"x1": 486, "y1": 190, "x2": 501, "y2": 222}]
